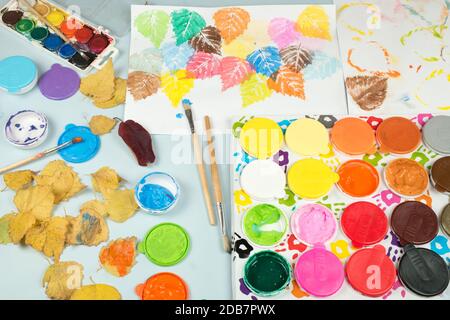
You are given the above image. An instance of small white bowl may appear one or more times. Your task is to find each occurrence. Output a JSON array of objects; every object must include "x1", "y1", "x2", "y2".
[{"x1": 4, "y1": 110, "x2": 49, "y2": 149}]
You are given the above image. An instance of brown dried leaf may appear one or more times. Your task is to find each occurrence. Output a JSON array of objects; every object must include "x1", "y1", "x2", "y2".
[{"x1": 127, "y1": 71, "x2": 161, "y2": 101}]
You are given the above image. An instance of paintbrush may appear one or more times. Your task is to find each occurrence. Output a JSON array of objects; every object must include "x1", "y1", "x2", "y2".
[
  {"x1": 182, "y1": 99, "x2": 216, "y2": 226},
  {"x1": 18, "y1": 0, "x2": 90, "y2": 62},
  {"x1": 0, "y1": 137, "x2": 83, "y2": 175},
  {"x1": 204, "y1": 116, "x2": 231, "y2": 253}
]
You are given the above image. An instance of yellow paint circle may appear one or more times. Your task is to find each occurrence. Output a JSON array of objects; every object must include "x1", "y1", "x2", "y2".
[
  {"x1": 287, "y1": 159, "x2": 339, "y2": 199},
  {"x1": 239, "y1": 118, "x2": 284, "y2": 159},
  {"x1": 285, "y1": 118, "x2": 330, "y2": 156},
  {"x1": 47, "y1": 10, "x2": 65, "y2": 27}
]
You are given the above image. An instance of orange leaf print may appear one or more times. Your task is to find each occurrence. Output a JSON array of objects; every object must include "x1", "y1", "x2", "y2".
[
  {"x1": 99, "y1": 237, "x2": 137, "y2": 277},
  {"x1": 267, "y1": 66, "x2": 305, "y2": 99},
  {"x1": 213, "y1": 7, "x2": 250, "y2": 44}
]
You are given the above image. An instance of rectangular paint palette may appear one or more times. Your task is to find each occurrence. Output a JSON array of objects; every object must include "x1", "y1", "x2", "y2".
[
  {"x1": 230, "y1": 114, "x2": 450, "y2": 300},
  {"x1": 0, "y1": 0, "x2": 118, "y2": 72}
]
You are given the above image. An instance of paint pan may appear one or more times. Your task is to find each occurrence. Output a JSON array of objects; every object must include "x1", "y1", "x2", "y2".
[
  {"x1": 330, "y1": 117, "x2": 377, "y2": 156},
  {"x1": 33, "y1": 2, "x2": 51, "y2": 16},
  {"x1": 337, "y1": 160, "x2": 380, "y2": 198},
  {"x1": 57, "y1": 124, "x2": 100, "y2": 163},
  {"x1": 1, "y1": 10, "x2": 23, "y2": 26},
  {"x1": 60, "y1": 18, "x2": 81, "y2": 38},
  {"x1": 440, "y1": 204, "x2": 450, "y2": 237},
  {"x1": 341, "y1": 201, "x2": 388, "y2": 248},
  {"x1": 430, "y1": 157, "x2": 450, "y2": 195},
  {"x1": 88, "y1": 34, "x2": 110, "y2": 54},
  {"x1": 422, "y1": 115, "x2": 450, "y2": 155},
  {"x1": 5, "y1": 110, "x2": 48, "y2": 149},
  {"x1": 138, "y1": 223, "x2": 190, "y2": 266},
  {"x1": 46, "y1": 9, "x2": 65, "y2": 27},
  {"x1": 285, "y1": 118, "x2": 330, "y2": 156},
  {"x1": 240, "y1": 159, "x2": 286, "y2": 200},
  {"x1": 376, "y1": 117, "x2": 421, "y2": 154},
  {"x1": 58, "y1": 43, "x2": 76, "y2": 59},
  {"x1": 75, "y1": 25, "x2": 94, "y2": 44},
  {"x1": 135, "y1": 272, "x2": 188, "y2": 300},
  {"x1": 43, "y1": 33, "x2": 63, "y2": 51},
  {"x1": 384, "y1": 158, "x2": 429, "y2": 198},
  {"x1": 0, "y1": 56, "x2": 38, "y2": 94},
  {"x1": 242, "y1": 204, "x2": 287, "y2": 247},
  {"x1": 345, "y1": 245, "x2": 396, "y2": 297},
  {"x1": 287, "y1": 159, "x2": 339, "y2": 199},
  {"x1": 243, "y1": 251, "x2": 291, "y2": 297},
  {"x1": 38, "y1": 64, "x2": 80, "y2": 100},
  {"x1": 239, "y1": 118, "x2": 284, "y2": 159},
  {"x1": 30, "y1": 26, "x2": 48, "y2": 42}
]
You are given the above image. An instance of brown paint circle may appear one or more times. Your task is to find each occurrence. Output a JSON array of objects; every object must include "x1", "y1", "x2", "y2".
[
  {"x1": 2, "y1": 10, "x2": 23, "y2": 26},
  {"x1": 376, "y1": 117, "x2": 421, "y2": 154},
  {"x1": 440, "y1": 204, "x2": 450, "y2": 237},
  {"x1": 391, "y1": 201, "x2": 438, "y2": 245},
  {"x1": 384, "y1": 158, "x2": 429, "y2": 197},
  {"x1": 431, "y1": 157, "x2": 450, "y2": 193}
]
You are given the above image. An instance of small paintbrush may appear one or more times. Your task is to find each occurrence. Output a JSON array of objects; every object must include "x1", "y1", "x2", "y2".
[{"x1": 0, "y1": 137, "x2": 83, "y2": 175}]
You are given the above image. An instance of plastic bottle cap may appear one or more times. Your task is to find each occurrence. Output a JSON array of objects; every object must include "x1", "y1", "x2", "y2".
[
  {"x1": 0, "y1": 56, "x2": 37, "y2": 93},
  {"x1": 57, "y1": 124, "x2": 100, "y2": 163},
  {"x1": 38, "y1": 64, "x2": 80, "y2": 100},
  {"x1": 135, "y1": 273, "x2": 188, "y2": 300}
]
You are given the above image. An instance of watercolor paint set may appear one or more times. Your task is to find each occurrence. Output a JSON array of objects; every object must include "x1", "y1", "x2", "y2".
[
  {"x1": 0, "y1": 0, "x2": 117, "y2": 72},
  {"x1": 230, "y1": 114, "x2": 450, "y2": 300}
]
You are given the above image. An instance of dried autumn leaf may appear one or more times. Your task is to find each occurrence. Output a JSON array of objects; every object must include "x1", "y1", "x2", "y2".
[
  {"x1": 345, "y1": 75, "x2": 388, "y2": 111},
  {"x1": 8, "y1": 212, "x2": 36, "y2": 244},
  {"x1": 267, "y1": 66, "x2": 305, "y2": 99},
  {"x1": 127, "y1": 71, "x2": 161, "y2": 101},
  {"x1": 80, "y1": 59, "x2": 115, "y2": 102},
  {"x1": 35, "y1": 160, "x2": 86, "y2": 204},
  {"x1": 118, "y1": 120, "x2": 156, "y2": 167},
  {"x1": 213, "y1": 7, "x2": 250, "y2": 44},
  {"x1": 189, "y1": 25, "x2": 222, "y2": 55},
  {"x1": 70, "y1": 284, "x2": 121, "y2": 300},
  {"x1": 105, "y1": 189, "x2": 138, "y2": 223},
  {"x1": 43, "y1": 261, "x2": 84, "y2": 300},
  {"x1": 14, "y1": 185, "x2": 54, "y2": 220},
  {"x1": 89, "y1": 115, "x2": 117, "y2": 136},
  {"x1": 3, "y1": 170, "x2": 35, "y2": 191},
  {"x1": 0, "y1": 213, "x2": 15, "y2": 244},
  {"x1": 66, "y1": 210, "x2": 109, "y2": 246},
  {"x1": 93, "y1": 78, "x2": 127, "y2": 109},
  {"x1": 91, "y1": 167, "x2": 121, "y2": 196},
  {"x1": 80, "y1": 200, "x2": 107, "y2": 217},
  {"x1": 99, "y1": 237, "x2": 137, "y2": 277}
]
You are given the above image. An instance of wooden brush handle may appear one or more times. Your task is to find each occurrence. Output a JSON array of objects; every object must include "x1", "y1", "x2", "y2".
[
  {"x1": 204, "y1": 116, "x2": 223, "y2": 203},
  {"x1": 0, "y1": 154, "x2": 41, "y2": 175}
]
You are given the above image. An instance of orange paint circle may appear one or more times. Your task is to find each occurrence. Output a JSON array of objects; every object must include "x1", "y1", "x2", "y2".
[
  {"x1": 376, "y1": 117, "x2": 421, "y2": 154},
  {"x1": 136, "y1": 273, "x2": 188, "y2": 300},
  {"x1": 331, "y1": 117, "x2": 377, "y2": 155},
  {"x1": 60, "y1": 18, "x2": 82, "y2": 38},
  {"x1": 384, "y1": 158, "x2": 429, "y2": 197},
  {"x1": 337, "y1": 160, "x2": 380, "y2": 197}
]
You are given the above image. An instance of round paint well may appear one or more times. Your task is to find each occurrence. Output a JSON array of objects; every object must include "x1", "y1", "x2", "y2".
[
  {"x1": 2, "y1": 10, "x2": 23, "y2": 26},
  {"x1": 398, "y1": 245, "x2": 449, "y2": 297},
  {"x1": 60, "y1": 18, "x2": 82, "y2": 38},
  {"x1": 58, "y1": 43, "x2": 77, "y2": 59},
  {"x1": 422, "y1": 116, "x2": 450, "y2": 155},
  {"x1": 15, "y1": 18, "x2": 35, "y2": 35},
  {"x1": 287, "y1": 159, "x2": 339, "y2": 199},
  {"x1": 290, "y1": 203, "x2": 337, "y2": 246},
  {"x1": 46, "y1": 10, "x2": 65, "y2": 27},
  {"x1": 57, "y1": 124, "x2": 100, "y2": 163},
  {"x1": 337, "y1": 160, "x2": 380, "y2": 198},
  {"x1": 139, "y1": 223, "x2": 190, "y2": 267},
  {"x1": 33, "y1": 2, "x2": 51, "y2": 16},
  {"x1": 243, "y1": 251, "x2": 291, "y2": 297},
  {"x1": 294, "y1": 247, "x2": 344, "y2": 297},
  {"x1": 440, "y1": 204, "x2": 450, "y2": 237},
  {"x1": 345, "y1": 245, "x2": 396, "y2": 297},
  {"x1": 4, "y1": 110, "x2": 48, "y2": 149},
  {"x1": 240, "y1": 159, "x2": 286, "y2": 200},
  {"x1": 330, "y1": 117, "x2": 377, "y2": 155},
  {"x1": 242, "y1": 204, "x2": 287, "y2": 247},
  {"x1": 69, "y1": 51, "x2": 96, "y2": 70},
  {"x1": 38, "y1": 64, "x2": 80, "y2": 100},
  {"x1": 30, "y1": 27, "x2": 48, "y2": 42},
  {"x1": 341, "y1": 202, "x2": 388, "y2": 248},
  {"x1": 135, "y1": 172, "x2": 179, "y2": 215},
  {"x1": 285, "y1": 118, "x2": 330, "y2": 156},
  {"x1": 376, "y1": 117, "x2": 421, "y2": 154},
  {"x1": 391, "y1": 201, "x2": 438, "y2": 246},
  {"x1": 384, "y1": 158, "x2": 429, "y2": 198},
  {"x1": 75, "y1": 25, "x2": 94, "y2": 44},
  {"x1": 43, "y1": 34, "x2": 63, "y2": 52},
  {"x1": 88, "y1": 34, "x2": 109, "y2": 54},
  {"x1": 239, "y1": 118, "x2": 284, "y2": 159},
  {"x1": 135, "y1": 272, "x2": 188, "y2": 300},
  {"x1": 0, "y1": 56, "x2": 38, "y2": 94},
  {"x1": 431, "y1": 157, "x2": 450, "y2": 194}
]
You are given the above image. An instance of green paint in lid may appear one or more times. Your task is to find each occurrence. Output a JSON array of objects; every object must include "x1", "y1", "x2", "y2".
[
  {"x1": 15, "y1": 18, "x2": 35, "y2": 34},
  {"x1": 30, "y1": 27, "x2": 49, "y2": 41},
  {"x1": 139, "y1": 223, "x2": 190, "y2": 266}
]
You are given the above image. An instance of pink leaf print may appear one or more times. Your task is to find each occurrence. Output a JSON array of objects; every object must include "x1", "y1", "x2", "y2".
[
  {"x1": 186, "y1": 52, "x2": 222, "y2": 79},
  {"x1": 297, "y1": 31, "x2": 328, "y2": 51},
  {"x1": 219, "y1": 57, "x2": 253, "y2": 91},
  {"x1": 268, "y1": 18, "x2": 301, "y2": 48}
]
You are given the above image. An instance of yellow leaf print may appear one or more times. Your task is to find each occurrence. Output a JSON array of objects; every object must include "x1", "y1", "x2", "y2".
[
  {"x1": 161, "y1": 69, "x2": 194, "y2": 107},
  {"x1": 296, "y1": 5, "x2": 332, "y2": 41}
]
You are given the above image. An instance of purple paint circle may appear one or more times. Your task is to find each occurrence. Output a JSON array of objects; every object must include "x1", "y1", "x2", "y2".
[{"x1": 38, "y1": 64, "x2": 80, "y2": 100}]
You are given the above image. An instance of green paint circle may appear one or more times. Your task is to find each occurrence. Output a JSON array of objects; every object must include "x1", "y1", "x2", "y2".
[
  {"x1": 244, "y1": 251, "x2": 292, "y2": 297},
  {"x1": 140, "y1": 223, "x2": 190, "y2": 266},
  {"x1": 30, "y1": 27, "x2": 49, "y2": 41},
  {"x1": 243, "y1": 204, "x2": 287, "y2": 247},
  {"x1": 15, "y1": 18, "x2": 35, "y2": 34}
]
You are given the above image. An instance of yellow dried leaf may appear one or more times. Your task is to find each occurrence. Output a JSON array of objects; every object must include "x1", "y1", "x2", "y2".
[
  {"x1": 93, "y1": 78, "x2": 127, "y2": 109},
  {"x1": 14, "y1": 185, "x2": 54, "y2": 220},
  {"x1": 105, "y1": 189, "x2": 138, "y2": 223},
  {"x1": 35, "y1": 160, "x2": 86, "y2": 204},
  {"x1": 25, "y1": 220, "x2": 48, "y2": 251},
  {"x1": 3, "y1": 170, "x2": 35, "y2": 191},
  {"x1": 91, "y1": 167, "x2": 121, "y2": 197},
  {"x1": 8, "y1": 212, "x2": 36, "y2": 243},
  {"x1": 43, "y1": 261, "x2": 84, "y2": 300},
  {"x1": 88, "y1": 115, "x2": 117, "y2": 135},
  {"x1": 0, "y1": 213, "x2": 15, "y2": 244},
  {"x1": 70, "y1": 284, "x2": 121, "y2": 300},
  {"x1": 99, "y1": 237, "x2": 137, "y2": 277},
  {"x1": 80, "y1": 59, "x2": 115, "y2": 102},
  {"x1": 80, "y1": 200, "x2": 107, "y2": 217},
  {"x1": 66, "y1": 210, "x2": 109, "y2": 246}
]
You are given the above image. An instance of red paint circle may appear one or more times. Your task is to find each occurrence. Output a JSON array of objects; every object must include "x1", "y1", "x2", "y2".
[
  {"x1": 341, "y1": 201, "x2": 388, "y2": 247},
  {"x1": 88, "y1": 34, "x2": 109, "y2": 54},
  {"x1": 345, "y1": 245, "x2": 396, "y2": 297},
  {"x1": 75, "y1": 25, "x2": 94, "y2": 44}
]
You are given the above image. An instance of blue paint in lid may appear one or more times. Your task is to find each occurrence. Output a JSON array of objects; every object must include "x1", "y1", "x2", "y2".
[
  {"x1": 43, "y1": 34, "x2": 63, "y2": 52},
  {"x1": 58, "y1": 44, "x2": 77, "y2": 59},
  {"x1": 58, "y1": 124, "x2": 100, "y2": 163},
  {"x1": 0, "y1": 56, "x2": 37, "y2": 93}
]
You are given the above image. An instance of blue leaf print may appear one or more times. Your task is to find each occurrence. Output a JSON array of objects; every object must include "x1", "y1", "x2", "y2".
[
  {"x1": 161, "y1": 42, "x2": 195, "y2": 72},
  {"x1": 303, "y1": 51, "x2": 340, "y2": 80},
  {"x1": 246, "y1": 46, "x2": 282, "y2": 77}
]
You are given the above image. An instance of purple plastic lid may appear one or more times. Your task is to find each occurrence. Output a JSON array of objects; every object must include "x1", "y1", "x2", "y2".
[{"x1": 38, "y1": 64, "x2": 80, "y2": 100}]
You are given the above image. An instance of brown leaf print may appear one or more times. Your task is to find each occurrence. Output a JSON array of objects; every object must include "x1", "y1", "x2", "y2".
[
  {"x1": 127, "y1": 71, "x2": 161, "y2": 101},
  {"x1": 345, "y1": 75, "x2": 388, "y2": 111},
  {"x1": 189, "y1": 26, "x2": 222, "y2": 55},
  {"x1": 280, "y1": 44, "x2": 313, "y2": 73}
]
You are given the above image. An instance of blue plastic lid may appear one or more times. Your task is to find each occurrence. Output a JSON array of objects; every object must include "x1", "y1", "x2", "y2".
[
  {"x1": 0, "y1": 56, "x2": 37, "y2": 93},
  {"x1": 43, "y1": 34, "x2": 63, "y2": 52},
  {"x1": 58, "y1": 124, "x2": 100, "y2": 163}
]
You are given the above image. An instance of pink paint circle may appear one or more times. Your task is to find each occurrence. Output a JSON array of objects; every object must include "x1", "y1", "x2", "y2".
[
  {"x1": 294, "y1": 247, "x2": 344, "y2": 297},
  {"x1": 290, "y1": 204, "x2": 337, "y2": 246}
]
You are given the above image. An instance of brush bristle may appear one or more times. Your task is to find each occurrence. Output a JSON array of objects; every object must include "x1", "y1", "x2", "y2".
[
  {"x1": 72, "y1": 137, "x2": 83, "y2": 143},
  {"x1": 182, "y1": 99, "x2": 192, "y2": 111},
  {"x1": 223, "y1": 235, "x2": 232, "y2": 253}
]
